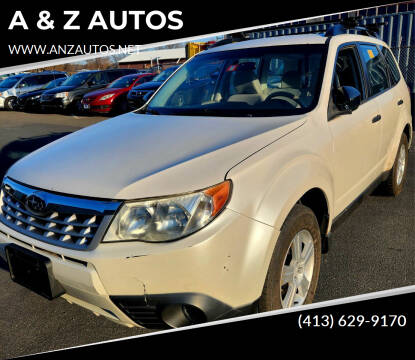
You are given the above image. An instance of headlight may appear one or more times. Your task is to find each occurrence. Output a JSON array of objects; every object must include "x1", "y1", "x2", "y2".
[
  {"x1": 99, "y1": 93, "x2": 115, "y2": 101},
  {"x1": 103, "y1": 181, "x2": 231, "y2": 243},
  {"x1": 0, "y1": 91, "x2": 8, "y2": 97},
  {"x1": 55, "y1": 92, "x2": 69, "y2": 99}
]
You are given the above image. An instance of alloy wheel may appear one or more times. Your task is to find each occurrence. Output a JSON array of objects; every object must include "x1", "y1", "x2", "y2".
[{"x1": 280, "y1": 229, "x2": 315, "y2": 308}]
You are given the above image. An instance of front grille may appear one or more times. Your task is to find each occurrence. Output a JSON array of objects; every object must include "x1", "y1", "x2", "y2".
[
  {"x1": 0, "y1": 178, "x2": 121, "y2": 250},
  {"x1": 41, "y1": 94, "x2": 54, "y2": 101},
  {"x1": 130, "y1": 90, "x2": 147, "y2": 98}
]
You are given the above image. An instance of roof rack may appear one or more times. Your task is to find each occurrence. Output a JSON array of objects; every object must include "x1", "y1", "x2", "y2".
[
  {"x1": 208, "y1": 32, "x2": 249, "y2": 48},
  {"x1": 324, "y1": 17, "x2": 387, "y2": 38},
  {"x1": 209, "y1": 17, "x2": 387, "y2": 50}
]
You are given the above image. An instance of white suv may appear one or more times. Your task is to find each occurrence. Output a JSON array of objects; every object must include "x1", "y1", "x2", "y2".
[{"x1": 0, "y1": 30, "x2": 412, "y2": 329}]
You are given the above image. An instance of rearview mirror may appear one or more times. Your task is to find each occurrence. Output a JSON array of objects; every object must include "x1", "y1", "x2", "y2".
[{"x1": 333, "y1": 86, "x2": 361, "y2": 113}]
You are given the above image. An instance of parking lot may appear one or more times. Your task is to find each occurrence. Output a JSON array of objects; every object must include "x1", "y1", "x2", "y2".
[{"x1": 0, "y1": 110, "x2": 414, "y2": 359}]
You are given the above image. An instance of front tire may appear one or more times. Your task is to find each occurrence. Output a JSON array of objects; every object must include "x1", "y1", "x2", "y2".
[
  {"x1": 4, "y1": 97, "x2": 17, "y2": 110},
  {"x1": 382, "y1": 133, "x2": 409, "y2": 196},
  {"x1": 258, "y1": 204, "x2": 321, "y2": 311}
]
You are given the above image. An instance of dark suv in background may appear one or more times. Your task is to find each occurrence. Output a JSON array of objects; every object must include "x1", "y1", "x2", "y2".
[
  {"x1": 39, "y1": 68, "x2": 138, "y2": 113},
  {"x1": 15, "y1": 77, "x2": 67, "y2": 112},
  {"x1": 127, "y1": 65, "x2": 180, "y2": 110}
]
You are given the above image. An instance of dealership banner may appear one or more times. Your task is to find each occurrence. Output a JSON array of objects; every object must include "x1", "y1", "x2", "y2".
[
  {"x1": 0, "y1": 1, "x2": 394, "y2": 69},
  {"x1": 16, "y1": 287, "x2": 415, "y2": 358}
]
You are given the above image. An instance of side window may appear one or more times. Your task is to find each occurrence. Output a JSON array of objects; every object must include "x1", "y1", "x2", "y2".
[
  {"x1": 333, "y1": 46, "x2": 364, "y2": 95},
  {"x1": 19, "y1": 76, "x2": 38, "y2": 87},
  {"x1": 358, "y1": 44, "x2": 389, "y2": 96},
  {"x1": 107, "y1": 71, "x2": 123, "y2": 82},
  {"x1": 90, "y1": 72, "x2": 108, "y2": 85},
  {"x1": 140, "y1": 76, "x2": 151, "y2": 84},
  {"x1": 37, "y1": 75, "x2": 52, "y2": 85},
  {"x1": 329, "y1": 46, "x2": 364, "y2": 118},
  {"x1": 17, "y1": 79, "x2": 28, "y2": 88},
  {"x1": 379, "y1": 46, "x2": 401, "y2": 86}
]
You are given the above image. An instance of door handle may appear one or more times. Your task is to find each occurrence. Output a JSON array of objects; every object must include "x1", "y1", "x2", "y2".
[
  {"x1": 372, "y1": 114, "x2": 382, "y2": 123},
  {"x1": 397, "y1": 99, "x2": 404, "y2": 106}
]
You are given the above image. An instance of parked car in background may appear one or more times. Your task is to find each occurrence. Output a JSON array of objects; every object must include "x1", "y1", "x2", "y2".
[
  {"x1": 15, "y1": 77, "x2": 67, "y2": 112},
  {"x1": 0, "y1": 73, "x2": 17, "y2": 82},
  {"x1": 0, "y1": 72, "x2": 67, "y2": 110},
  {"x1": 81, "y1": 73, "x2": 155, "y2": 115},
  {"x1": 127, "y1": 65, "x2": 180, "y2": 110},
  {"x1": 39, "y1": 68, "x2": 138, "y2": 113}
]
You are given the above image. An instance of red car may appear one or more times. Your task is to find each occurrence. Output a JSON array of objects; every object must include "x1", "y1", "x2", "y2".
[{"x1": 81, "y1": 73, "x2": 155, "y2": 114}]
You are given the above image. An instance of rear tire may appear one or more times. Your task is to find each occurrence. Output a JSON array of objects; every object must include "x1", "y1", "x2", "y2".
[
  {"x1": 381, "y1": 133, "x2": 409, "y2": 196},
  {"x1": 258, "y1": 204, "x2": 321, "y2": 311}
]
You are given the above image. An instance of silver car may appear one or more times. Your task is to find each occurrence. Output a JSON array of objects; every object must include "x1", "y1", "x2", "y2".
[{"x1": 0, "y1": 72, "x2": 66, "y2": 110}]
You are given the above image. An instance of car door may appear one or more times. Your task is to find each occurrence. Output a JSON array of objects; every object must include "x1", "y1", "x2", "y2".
[
  {"x1": 15, "y1": 76, "x2": 36, "y2": 95},
  {"x1": 372, "y1": 44, "x2": 404, "y2": 161},
  {"x1": 328, "y1": 44, "x2": 383, "y2": 214}
]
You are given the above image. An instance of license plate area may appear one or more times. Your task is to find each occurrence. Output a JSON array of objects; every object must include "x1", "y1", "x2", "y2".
[{"x1": 5, "y1": 244, "x2": 65, "y2": 300}]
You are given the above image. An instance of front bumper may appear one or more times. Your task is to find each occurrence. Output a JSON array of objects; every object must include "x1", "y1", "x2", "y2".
[
  {"x1": 40, "y1": 98, "x2": 72, "y2": 110},
  {"x1": 0, "y1": 208, "x2": 277, "y2": 328},
  {"x1": 16, "y1": 97, "x2": 41, "y2": 111},
  {"x1": 0, "y1": 97, "x2": 5, "y2": 108},
  {"x1": 81, "y1": 99, "x2": 113, "y2": 113},
  {"x1": 127, "y1": 97, "x2": 145, "y2": 110}
]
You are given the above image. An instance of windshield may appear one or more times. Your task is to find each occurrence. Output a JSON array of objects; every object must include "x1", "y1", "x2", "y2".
[
  {"x1": 152, "y1": 67, "x2": 178, "y2": 82},
  {"x1": 147, "y1": 45, "x2": 327, "y2": 117},
  {"x1": 108, "y1": 75, "x2": 138, "y2": 89},
  {"x1": 43, "y1": 78, "x2": 65, "y2": 89},
  {"x1": 61, "y1": 72, "x2": 94, "y2": 87},
  {"x1": 0, "y1": 76, "x2": 24, "y2": 88}
]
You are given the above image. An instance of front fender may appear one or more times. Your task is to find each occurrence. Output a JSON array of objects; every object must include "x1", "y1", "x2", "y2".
[{"x1": 227, "y1": 149, "x2": 334, "y2": 233}]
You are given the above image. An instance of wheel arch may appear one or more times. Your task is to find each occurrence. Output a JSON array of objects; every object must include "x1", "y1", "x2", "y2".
[
  {"x1": 297, "y1": 187, "x2": 330, "y2": 253},
  {"x1": 254, "y1": 155, "x2": 335, "y2": 232},
  {"x1": 403, "y1": 122, "x2": 412, "y2": 146},
  {"x1": 384, "y1": 121, "x2": 413, "y2": 171}
]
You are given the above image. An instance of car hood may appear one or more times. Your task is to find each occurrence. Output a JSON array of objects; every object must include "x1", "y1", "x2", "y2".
[
  {"x1": 43, "y1": 85, "x2": 78, "y2": 94},
  {"x1": 84, "y1": 87, "x2": 124, "y2": 99},
  {"x1": 6, "y1": 113, "x2": 307, "y2": 200},
  {"x1": 19, "y1": 89, "x2": 45, "y2": 99},
  {"x1": 132, "y1": 81, "x2": 163, "y2": 91},
  {"x1": 0, "y1": 87, "x2": 12, "y2": 92}
]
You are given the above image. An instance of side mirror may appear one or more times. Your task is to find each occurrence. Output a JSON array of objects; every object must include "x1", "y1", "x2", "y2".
[{"x1": 333, "y1": 86, "x2": 361, "y2": 113}]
